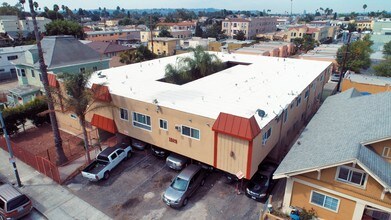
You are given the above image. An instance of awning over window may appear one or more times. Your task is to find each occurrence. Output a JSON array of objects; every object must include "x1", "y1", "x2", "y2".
[
  {"x1": 212, "y1": 112, "x2": 261, "y2": 141},
  {"x1": 91, "y1": 114, "x2": 117, "y2": 134},
  {"x1": 91, "y1": 83, "x2": 111, "y2": 102},
  {"x1": 48, "y1": 73, "x2": 59, "y2": 88}
]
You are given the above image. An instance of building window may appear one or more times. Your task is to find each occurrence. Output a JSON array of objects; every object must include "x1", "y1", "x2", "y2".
[
  {"x1": 31, "y1": 70, "x2": 35, "y2": 78},
  {"x1": 132, "y1": 112, "x2": 151, "y2": 131},
  {"x1": 262, "y1": 128, "x2": 272, "y2": 144},
  {"x1": 284, "y1": 109, "x2": 288, "y2": 123},
  {"x1": 336, "y1": 166, "x2": 367, "y2": 187},
  {"x1": 310, "y1": 191, "x2": 339, "y2": 212},
  {"x1": 382, "y1": 147, "x2": 391, "y2": 158},
  {"x1": 305, "y1": 89, "x2": 309, "y2": 99},
  {"x1": 7, "y1": 55, "x2": 18, "y2": 60},
  {"x1": 181, "y1": 125, "x2": 200, "y2": 140},
  {"x1": 119, "y1": 108, "x2": 128, "y2": 121},
  {"x1": 233, "y1": 23, "x2": 237, "y2": 27},
  {"x1": 70, "y1": 114, "x2": 78, "y2": 119},
  {"x1": 296, "y1": 96, "x2": 302, "y2": 106},
  {"x1": 159, "y1": 119, "x2": 168, "y2": 130},
  {"x1": 21, "y1": 69, "x2": 26, "y2": 77},
  {"x1": 92, "y1": 66, "x2": 98, "y2": 71},
  {"x1": 80, "y1": 67, "x2": 86, "y2": 73}
]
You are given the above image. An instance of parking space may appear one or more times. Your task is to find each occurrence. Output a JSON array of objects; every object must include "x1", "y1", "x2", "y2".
[{"x1": 65, "y1": 150, "x2": 271, "y2": 220}]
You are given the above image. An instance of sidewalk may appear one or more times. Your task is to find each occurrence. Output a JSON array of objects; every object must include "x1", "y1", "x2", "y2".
[{"x1": 0, "y1": 149, "x2": 111, "y2": 220}]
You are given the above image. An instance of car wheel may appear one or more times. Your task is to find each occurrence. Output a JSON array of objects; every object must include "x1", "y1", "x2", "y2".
[
  {"x1": 183, "y1": 198, "x2": 188, "y2": 207},
  {"x1": 200, "y1": 179, "x2": 205, "y2": 186},
  {"x1": 126, "y1": 151, "x2": 132, "y2": 159},
  {"x1": 103, "y1": 171, "x2": 110, "y2": 180}
]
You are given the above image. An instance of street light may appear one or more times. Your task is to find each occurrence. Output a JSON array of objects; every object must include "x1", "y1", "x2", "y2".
[{"x1": 0, "y1": 110, "x2": 22, "y2": 187}]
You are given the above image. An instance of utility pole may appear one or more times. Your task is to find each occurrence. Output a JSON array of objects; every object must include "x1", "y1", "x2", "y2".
[
  {"x1": 290, "y1": 0, "x2": 293, "y2": 17},
  {"x1": 150, "y1": 15, "x2": 154, "y2": 54},
  {"x1": 337, "y1": 32, "x2": 352, "y2": 92},
  {"x1": 0, "y1": 111, "x2": 22, "y2": 187}
]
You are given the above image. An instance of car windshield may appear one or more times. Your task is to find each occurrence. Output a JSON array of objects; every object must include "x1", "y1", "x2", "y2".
[
  {"x1": 251, "y1": 173, "x2": 269, "y2": 190},
  {"x1": 171, "y1": 177, "x2": 188, "y2": 191},
  {"x1": 97, "y1": 155, "x2": 109, "y2": 162}
]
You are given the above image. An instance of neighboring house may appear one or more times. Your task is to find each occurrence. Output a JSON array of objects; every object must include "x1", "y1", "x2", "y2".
[
  {"x1": 222, "y1": 17, "x2": 277, "y2": 40},
  {"x1": 0, "y1": 45, "x2": 34, "y2": 81},
  {"x1": 140, "y1": 30, "x2": 192, "y2": 43},
  {"x1": 148, "y1": 37, "x2": 180, "y2": 56},
  {"x1": 86, "y1": 41, "x2": 135, "y2": 68},
  {"x1": 6, "y1": 85, "x2": 40, "y2": 106},
  {"x1": 156, "y1": 21, "x2": 197, "y2": 34},
  {"x1": 54, "y1": 52, "x2": 332, "y2": 180},
  {"x1": 234, "y1": 41, "x2": 295, "y2": 57},
  {"x1": 85, "y1": 29, "x2": 141, "y2": 43},
  {"x1": 371, "y1": 19, "x2": 391, "y2": 53},
  {"x1": 342, "y1": 72, "x2": 391, "y2": 94},
  {"x1": 208, "y1": 39, "x2": 254, "y2": 52},
  {"x1": 309, "y1": 20, "x2": 331, "y2": 27},
  {"x1": 180, "y1": 37, "x2": 216, "y2": 50},
  {"x1": 274, "y1": 89, "x2": 391, "y2": 220},
  {"x1": 356, "y1": 20, "x2": 374, "y2": 31},
  {"x1": 12, "y1": 35, "x2": 110, "y2": 99},
  {"x1": 287, "y1": 25, "x2": 332, "y2": 43},
  {"x1": 0, "y1": 15, "x2": 51, "y2": 38}
]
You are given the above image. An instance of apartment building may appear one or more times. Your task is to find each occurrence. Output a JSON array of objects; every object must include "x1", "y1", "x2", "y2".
[
  {"x1": 234, "y1": 42, "x2": 295, "y2": 57},
  {"x1": 298, "y1": 44, "x2": 343, "y2": 71},
  {"x1": 140, "y1": 30, "x2": 192, "y2": 43},
  {"x1": 85, "y1": 29, "x2": 141, "y2": 42},
  {"x1": 0, "y1": 15, "x2": 51, "y2": 38},
  {"x1": 156, "y1": 21, "x2": 197, "y2": 33},
  {"x1": 0, "y1": 45, "x2": 34, "y2": 81},
  {"x1": 222, "y1": 17, "x2": 277, "y2": 40},
  {"x1": 148, "y1": 37, "x2": 180, "y2": 56},
  {"x1": 274, "y1": 89, "x2": 391, "y2": 220},
  {"x1": 287, "y1": 25, "x2": 332, "y2": 43},
  {"x1": 356, "y1": 20, "x2": 374, "y2": 31},
  {"x1": 54, "y1": 52, "x2": 332, "y2": 179}
]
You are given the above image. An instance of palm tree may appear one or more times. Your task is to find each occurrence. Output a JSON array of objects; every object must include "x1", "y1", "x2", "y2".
[
  {"x1": 56, "y1": 72, "x2": 109, "y2": 163},
  {"x1": 33, "y1": 1, "x2": 38, "y2": 11},
  {"x1": 27, "y1": 0, "x2": 67, "y2": 165},
  {"x1": 53, "y1": 4, "x2": 59, "y2": 19},
  {"x1": 363, "y1": 4, "x2": 367, "y2": 14}
]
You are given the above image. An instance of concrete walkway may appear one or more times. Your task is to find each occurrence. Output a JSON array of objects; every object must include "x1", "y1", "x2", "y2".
[{"x1": 0, "y1": 149, "x2": 111, "y2": 220}]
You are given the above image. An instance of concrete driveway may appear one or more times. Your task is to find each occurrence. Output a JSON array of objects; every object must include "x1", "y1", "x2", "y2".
[{"x1": 65, "y1": 150, "x2": 282, "y2": 220}]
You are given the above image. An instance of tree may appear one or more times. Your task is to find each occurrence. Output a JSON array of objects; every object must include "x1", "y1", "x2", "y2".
[
  {"x1": 363, "y1": 4, "x2": 367, "y2": 13},
  {"x1": 56, "y1": 72, "x2": 106, "y2": 162},
  {"x1": 336, "y1": 35, "x2": 373, "y2": 73},
  {"x1": 164, "y1": 46, "x2": 224, "y2": 84},
  {"x1": 28, "y1": 0, "x2": 67, "y2": 165},
  {"x1": 195, "y1": 24, "x2": 203, "y2": 37},
  {"x1": 45, "y1": 20, "x2": 84, "y2": 39},
  {"x1": 119, "y1": 45, "x2": 155, "y2": 64},
  {"x1": 158, "y1": 29, "x2": 173, "y2": 38},
  {"x1": 383, "y1": 40, "x2": 391, "y2": 57},
  {"x1": 292, "y1": 35, "x2": 316, "y2": 53},
  {"x1": 234, "y1": 30, "x2": 246, "y2": 41},
  {"x1": 373, "y1": 58, "x2": 391, "y2": 77}
]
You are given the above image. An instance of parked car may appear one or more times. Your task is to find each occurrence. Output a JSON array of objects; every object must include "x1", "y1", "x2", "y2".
[
  {"x1": 0, "y1": 183, "x2": 33, "y2": 220},
  {"x1": 162, "y1": 164, "x2": 206, "y2": 208},
  {"x1": 81, "y1": 143, "x2": 132, "y2": 181},
  {"x1": 131, "y1": 139, "x2": 150, "y2": 151},
  {"x1": 151, "y1": 145, "x2": 168, "y2": 158},
  {"x1": 166, "y1": 153, "x2": 190, "y2": 171},
  {"x1": 245, "y1": 162, "x2": 278, "y2": 202},
  {"x1": 330, "y1": 73, "x2": 340, "y2": 82}
]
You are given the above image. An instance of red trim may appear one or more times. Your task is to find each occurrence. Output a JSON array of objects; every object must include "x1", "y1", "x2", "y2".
[
  {"x1": 213, "y1": 132, "x2": 218, "y2": 168},
  {"x1": 91, "y1": 84, "x2": 112, "y2": 102},
  {"x1": 90, "y1": 114, "x2": 117, "y2": 134},
  {"x1": 246, "y1": 140, "x2": 253, "y2": 179}
]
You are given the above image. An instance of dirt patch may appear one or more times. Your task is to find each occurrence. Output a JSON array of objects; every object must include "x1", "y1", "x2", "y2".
[
  {"x1": 153, "y1": 174, "x2": 173, "y2": 188},
  {"x1": 10, "y1": 123, "x2": 86, "y2": 164},
  {"x1": 112, "y1": 197, "x2": 141, "y2": 216}
]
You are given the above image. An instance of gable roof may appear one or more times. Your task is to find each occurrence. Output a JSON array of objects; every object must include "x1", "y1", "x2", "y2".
[
  {"x1": 212, "y1": 113, "x2": 261, "y2": 141},
  {"x1": 29, "y1": 36, "x2": 103, "y2": 69},
  {"x1": 274, "y1": 89, "x2": 391, "y2": 189},
  {"x1": 86, "y1": 42, "x2": 132, "y2": 55}
]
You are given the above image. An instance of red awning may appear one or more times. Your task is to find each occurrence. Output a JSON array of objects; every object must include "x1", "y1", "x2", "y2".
[
  {"x1": 48, "y1": 73, "x2": 59, "y2": 88},
  {"x1": 91, "y1": 84, "x2": 111, "y2": 102},
  {"x1": 212, "y1": 113, "x2": 261, "y2": 141},
  {"x1": 90, "y1": 114, "x2": 117, "y2": 134}
]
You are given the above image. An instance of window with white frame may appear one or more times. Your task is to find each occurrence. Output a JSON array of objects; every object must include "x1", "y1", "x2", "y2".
[
  {"x1": 159, "y1": 119, "x2": 168, "y2": 130},
  {"x1": 310, "y1": 191, "x2": 339, "y2": 212},
  {"x1": 132, "y1": 112, "x2": 151, "y2": 131},
  {"x1": 296, "y1": 96, "x2": 302, "y2": 106},
  {"x1": 336, "y1": 166, "x2": 367, "y2": 187},
  {"x1": 382, "y1": 147, "x2": 391, "y2": 158},
  {"x1": 119, "y1": 108, "x2": 128, "y2": 121},
  {"x1": 181, "y1": 125, "x2": 200, "y2": 140},
  {"x1": 262, "y1": 128, "x2": 272, "y2": 144}
]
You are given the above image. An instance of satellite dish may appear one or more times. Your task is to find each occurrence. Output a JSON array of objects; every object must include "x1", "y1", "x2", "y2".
[{"x1": 256, "y1": 109, "x2": 266, "y2": 118}]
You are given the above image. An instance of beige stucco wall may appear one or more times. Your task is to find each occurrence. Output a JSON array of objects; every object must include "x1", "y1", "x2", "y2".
[{"x1": 370, "y1": 139, "x2": 391, "y2": 163}]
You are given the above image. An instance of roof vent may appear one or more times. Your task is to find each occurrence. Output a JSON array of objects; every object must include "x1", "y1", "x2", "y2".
[{"x1": 256, "y1": 109, "x2": 266, "y2": 118}]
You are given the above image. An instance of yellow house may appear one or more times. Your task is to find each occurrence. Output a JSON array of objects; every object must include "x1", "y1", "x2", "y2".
[
  {"x1": 356, "y1": 20, "x2": 374, "y2": 31},
  {"x1": 342, "y1": 72, "x2": 391, "y2": 94},
  {"x1": 287, "y1": 25, "x2": 331, "y2": 43},
  {"x1": 274, "y1": 89, "x2": 391, "y2": 220},
  {"x1": 148, "y1": 37, "x2": 179, "y2": 56},
  {"x1": 54, "y1": 53, "x2": 332, "y2": 180}
]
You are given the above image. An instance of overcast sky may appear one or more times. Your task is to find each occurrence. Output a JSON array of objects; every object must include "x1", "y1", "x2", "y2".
[{"x1": 8, "y1": 0, "x2": 390, "y2": 14}]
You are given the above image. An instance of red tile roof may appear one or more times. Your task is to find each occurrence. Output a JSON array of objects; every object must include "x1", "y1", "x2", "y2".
[
  {"x1": 48, "y1": 73, "x2": 59, "y2": 88},
  {"x1": 91, "y1": 83, "x2": 111, "y2": 102},
  {"x1": 212, "y1": 113, "x2": 261, "y2": 141},
  {"x1": 91, "y1": 114, "x2": 117, "y2": 134}
]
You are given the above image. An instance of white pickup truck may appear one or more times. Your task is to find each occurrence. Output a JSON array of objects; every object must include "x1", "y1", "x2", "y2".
[{"x1": 81, "y1": 143, "x2": 132, "y2": 181}]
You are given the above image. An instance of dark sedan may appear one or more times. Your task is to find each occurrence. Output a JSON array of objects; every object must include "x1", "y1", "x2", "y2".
[{"x1": 245, "y1": 162, "x2": 278, "y2": 202}]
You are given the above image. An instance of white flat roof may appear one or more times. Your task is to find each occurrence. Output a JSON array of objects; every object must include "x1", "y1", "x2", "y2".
[
  {"x1": 345, "y1": 73, "x2": 391, "y2": 86},
  {"x1": 90, "y1": 52, "x2": 331, "y2": 128}
]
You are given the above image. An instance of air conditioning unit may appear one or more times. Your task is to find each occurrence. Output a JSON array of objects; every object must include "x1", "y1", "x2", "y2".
[{"x1": 175, "y1": 125, "x2": 181, "y2": 132}]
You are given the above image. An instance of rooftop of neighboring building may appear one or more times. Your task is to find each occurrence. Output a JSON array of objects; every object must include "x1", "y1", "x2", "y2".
[
  {"x1": 151, "y1": 37, "x2": 180, "y2": 42},
  {"x1": 0, "y1": 45, "x2": 34, "y2": 54},
  {"x1": 274, "y1": 89, "x2": 391, "y2": 188},
  {"x1": 156, "y1": 21, "x2": 196, "y2": 27},
  {"x1": 88, "y1": 52, "x2": 331, "y2": 129},
  {"x1": 85, "y1": 29, "x2": 140, "y2": 35},
  {"x1": 344, "y1": 72, "x2": 391, "y2": 86},
  {"x1": 86, "y1": 42, "x2": 132, "y2": 55}
]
